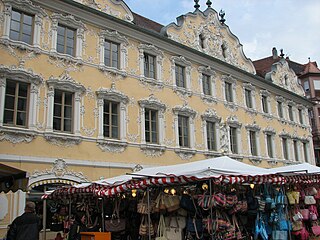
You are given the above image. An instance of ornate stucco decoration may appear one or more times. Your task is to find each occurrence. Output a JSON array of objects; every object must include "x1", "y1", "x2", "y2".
[
  {"x1": 172, "y1": 104, "x2": 197, "y2": 119},
  {"x1": 161, "y1": 8, "x2": 255, "y2": 74},
  {"x1": 77, "y1": 0, "x2": 134, "y2": 22},
  {"x1": 96, "y1": 83, "x2": 129, "y2": 104},
  {"x1": 249, "y1": 158, "x2": 262, "y2": 166},
  {"x1": 201, "y1": 109, "x2": 221, "y2": 122},
  {"x1": 132, "y1": 164, "x2": 143, "y2": 172},
  {"x1": 140, "y1": 145, "x2": 166, "y2": 158},
  {"x1": 265, "y1": 58, "x2": 304, "y2": 96},
  {"x1": 138, "y1": 94, "x2": 166, "y2": 111},
  {"x1": 279, "y1": 130, "x2": 291, "y2": 138},
  {"x1": 198, "y1": 66, "x2": 217, "y2": 104},
  {"x1": 263, "y1": 126, "x2": 276, "y2": 135},
  {"x1": 0, "y1": 64, "x2": 43, "y2": 85},
  {"x1": 174, "y1": 149, "x2": 196, "y2": 161},
  {"x1": 29, "y1": 158, "x2": 88, "y2": 189},
  {"x1": 0, "y1": 128, "x2": 36, "y2": 144},
  {"x1": 44, "y1": 133, "x2": 82, "y2": 147},
  {"x1": 245, "y1": 122, "x2": 261, "y2": 132},
  {"x1": 226, "y1": 115, "x2": 242, "y2": 128},
  {"x1": 47, "y1": 73, "x2": 86, "y2": 93},
  {"x1": 97, "y1": 139, "x2": 127, "y2": 153}
]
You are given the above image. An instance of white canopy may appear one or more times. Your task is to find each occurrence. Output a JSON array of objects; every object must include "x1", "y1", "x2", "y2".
[{"x1": 267, "y1": 162, "x2": 320, "y2": 175}]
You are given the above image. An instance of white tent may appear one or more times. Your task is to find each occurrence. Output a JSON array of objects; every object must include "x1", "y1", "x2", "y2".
[{"x1": 267, "y1": 162, "x2": 320, "y2": 175}]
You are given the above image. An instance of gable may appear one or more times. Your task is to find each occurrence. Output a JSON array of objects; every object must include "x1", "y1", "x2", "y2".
[
  {"x1": 161, "y1": 8, "x2": 256, "y2": 74},
  {"x1": 265, "y1": 58, "x2": 305, "y2": 96},
  {"x1": 73, "y1": 0, "x2": 133, "y2": 22}
]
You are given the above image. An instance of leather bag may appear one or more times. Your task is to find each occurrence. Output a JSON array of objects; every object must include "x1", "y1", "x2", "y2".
[
  {"x1": 105, "y1": 199, "x2": 126, "y2": 232},
  {"x1": 165, "y1": 216, "x2": 183, "y2": 240}
]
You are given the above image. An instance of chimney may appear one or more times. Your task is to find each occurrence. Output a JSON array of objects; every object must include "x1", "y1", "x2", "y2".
[{"x1": 272, "y1": 47, "x2": 278, "y2": 59}]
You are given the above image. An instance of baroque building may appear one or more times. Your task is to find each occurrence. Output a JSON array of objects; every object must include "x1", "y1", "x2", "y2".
[{"x1": 0, "y1": 0, "x2": 314, "y2": 236}]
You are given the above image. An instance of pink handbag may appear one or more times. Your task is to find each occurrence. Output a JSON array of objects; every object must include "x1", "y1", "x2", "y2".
[
  {"x1": 301, "y1": 209, "x2": 309, "y2": 221},
  {"x1": 312, "y1": 225, "x2": 320, "y2": 236}
]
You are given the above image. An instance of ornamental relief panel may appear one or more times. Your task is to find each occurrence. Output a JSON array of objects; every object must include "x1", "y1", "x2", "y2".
[
  {"x1": 162, "y1": 9, "x2": 255, "y2": 74},
  {"x1": 265, "y1": 58, "x2": 304, "y2": 96}
]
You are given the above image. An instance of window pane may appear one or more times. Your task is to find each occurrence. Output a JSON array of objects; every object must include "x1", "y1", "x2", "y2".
[
  {"x1": 54, "y1": 105, "x2": 62, "y2": 117},
  {"x1": 67, "y1": 28, "x2": 74, "y2": 38},
  {"x1": 23, "y1": 14, "x2": 33, "y2": 25},
  {"x1": 64, "y1": 92, "x2": 73, "y2": 105},
  {"x1": 22, "y1": 24, "x2": 32, "y2": 35},
  {"x1": 57, "y1": 25, "x2": 65, "y2": 35},
  {"x1": 6, "y1": 81, "x2": 16, "y2": 95},
  {"x1": 16, "y1": 112, "x2": 26, "y2": 126},
  {"x1": 10, "y1": 20, "x2": 20, "y2": 32},
  {"x1": 17, "y1": 98, "x2": 27, "y2": 111},
  {"x1": 112, "y1": 126, "x2": 118, "y2": 138},
  {"x1": 22, "y1": 34, "x2": 31, "y2": 44},
  {"x1": 9, "y1": 30, "x2": 20, "y2": 41},
  {"x1": 11, "y1": 10, "x2": 21, "y2": 21},
  {"x1": 64, "y1": 106, "x2": 72, "y2": 118},
  {"x1": 5, "y1": 96, "x2": 15, "y2": 110},
  {"x1": 111, "y1": 114, "x2": 118, "y2": 125},
  {"x1": 64, "y1": 119, "x2": 72, "y2": 132},
  {"x1": 4, "y1": 110, "x2": 14, "y2": 124}
]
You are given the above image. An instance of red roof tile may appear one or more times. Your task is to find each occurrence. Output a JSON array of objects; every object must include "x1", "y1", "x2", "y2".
[{"x1": 133, "y1": 12, "x2": 163, "y2": 33}]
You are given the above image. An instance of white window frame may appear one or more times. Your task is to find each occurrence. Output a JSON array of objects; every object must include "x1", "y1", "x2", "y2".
[
  {"x1": 99, "y1": 30, "x2": 128, "y2": 75},
  {"x1": 0, "y1": 65, "x2": 43, "y2": 130},
  {"x1": 292, "y1": 139, "x2": 300, "y2": 162},
  {"x1": 96, "y1": 85, "x2": 128, "y2": 142},
  {"x1": 245, "y1": 124, "x2": 261, "y2": 157},
  {"x1": 302, "y1": 141, "x2": 310, "y2": 163},
  {"x1": 222, "y1": 75, "x2": 236, "y2": 104},
  {"x1": 171, "y1": 56, "x2": 192, "y2": 96},
  {"x1": 138, "y1": 95, "x2": 166, "y2": 146},
  {"x1": 276, "y1": 96, "x2": 285, "y2": 119},
  {"x1": 263, "y1": 127, "x2": 276, "y2": 159},
  {"x1": 50, "y1": 13, "x2": 85, "y2": 61},
  {"x1": 297, "y1": 105, "x2": 305, "y2": 125},
  {"x1": 226, "y1": 116, "x2": 242, "y2": 155},
  {"x1": 173, "y1": 105, "x2": 196, "y2": 150},
  {"x1": 139, "y1": 44, "x2": 163, "y2": 82},
  {"x1": 260, "y1": 90, "x2": 271, "y2": 115},
  {"x1": 198, "y1": 66, "x2": 216, "y2": 99},
  {"x1": 201, "y1": 109, "x2": 221, "y2": 152},
  {"x1": 280, "y1": 135, "x2": 291, "y2": 161},
  {"x1": 243, "y1": 83, "x2": 256, "y2": 110},
  {"x1": 287, "y1": 102, "x2": 295, "y2": 122},
  {"x1": 1, "y1": 0, "x2": 46, "y2": 50},
  {"x1": 46, "y1": 74, "x2": 85, "y2": 136}
]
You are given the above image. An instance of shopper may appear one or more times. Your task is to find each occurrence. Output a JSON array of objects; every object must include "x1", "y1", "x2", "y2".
[
  {"x1": 68, "y1": 213, "x2": 87, "y2": 240},
  {"x1": 6, "y1": 201, "x2": 42, "y2": 240}
]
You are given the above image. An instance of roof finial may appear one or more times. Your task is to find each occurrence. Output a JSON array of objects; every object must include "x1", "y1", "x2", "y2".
[
  {"x1": 219, "y1": 9, "x2": 226, "y2": 24},
  {"x1": 194, "y1": 0, "x2": 200, "y2": 10},
  {"x1": 206, "y1": 0, "x2": 212, "y2": 8},
  {"x1": 308, "y1": 57, "x2": 311, "y2": 62},
  {"x1": 280, "y1": 49, "x2": 284, "y2": 58}
]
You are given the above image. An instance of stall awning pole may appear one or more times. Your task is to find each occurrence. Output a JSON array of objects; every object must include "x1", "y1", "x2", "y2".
[
  {"x1": 42, "y1": 186, "x2": 47, "y2": 240},
  {"x1": 147, "y1": 187, "x2": 151, "y2": 240}
]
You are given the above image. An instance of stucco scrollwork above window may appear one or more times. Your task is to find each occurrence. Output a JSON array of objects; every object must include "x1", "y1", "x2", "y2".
[
  {"x1": 263, "y1": 126, "x2": 276, "y2": 135},
  {"x1": 201, "y1": 109, "x2": 221, "y2": 123},
  {"x1": 47, "y1": 73, "x2": 86, "y2": 93},
  {"x1": 1, "y1": 0, "x2": 46, "y2": 51},
  {"x1": 245, "y1": 123, "x2": 261, "y2": 132},
  {"x1": 198, "y1": 66, "x2": 217, "y2": 103},
  {"x1": 50, "y1": 13, "x2": 86, "y2": 63},
  {"x1": 96, "y1": 84, "x2": 129, "y2": 104},
  {"x1": 138, "y1": 94, "x2": 166, "y2": 112},
  {"x1": 99, "y1": 29, "x2": 128, "y2": 76},
  {"x1": 221, "y1": 74, "x2": 238, "y2": 111},
  {"x1": 279, "y1": 130, "x2": 291, "y2": 138},
  {"x1": 226, "y1": 115, "x2": 242, "y2": 128},
  {"x1": 172, "y1": 104, "x2": 197, "y2": 119}
]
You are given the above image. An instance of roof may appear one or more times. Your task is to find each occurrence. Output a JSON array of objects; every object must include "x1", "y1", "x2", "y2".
[
  {"x1": 133, "y1": 12, "x2": 163, "y2": 33},
  {"x1": 300, "y1": 61, "x2": 320, "y2": 77},
  {"x1": 253, "y1": 56, "x2": 305, "y2": 78},
  {"x1": 0, "y1": 164, "x2": 29, "y2": 193}
]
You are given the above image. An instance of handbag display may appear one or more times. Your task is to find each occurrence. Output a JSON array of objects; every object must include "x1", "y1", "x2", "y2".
[
  {"x1": 292, "y1": 227, "x2": 309, "y2": 240},
  {"x1": 312, "y1": 224, "x2": 320, "y2": 236},
  {"x1": 272, "y1": 230, "x2": 288, "y2": 240},
  {"x1": 304, "y1": 195, "x2": 316, "y2": 205},
  {"x1": 286, "y1": 191, "x2": 300, "y2": 205},
  {"x1": 305, "y1": 187, "x2": 318, "y2": 196},
  {"x1": 137, "y1": 195, "x2": 155, "y2": 214},
  {"x1": 165, "y1": 215, "x2": 186, "y2": 229},
  {"x1": 292, "y1": 221, "x2": 303, "y2": 232},
  {"x1": 301, "y1": 209, "x2": 310, "y2": 221},
  {"x1": 164, "y1": 194, "x2": 180, "y2": 212},
  {"x1": 180, "y1": 194, "x2": 196, "y2": 214},
  {"x1": 105, "y1": 199, "x2": 126, "y2": 232},
  {"x1": 156, "y1": 214, "x2": 167, "y2": 240},
  {"x1": 165, "y1": 216, "x2": 183, "y2": 240},
  {"x1": 154, "y1": 192, "x2": 166, "y2": 212}
]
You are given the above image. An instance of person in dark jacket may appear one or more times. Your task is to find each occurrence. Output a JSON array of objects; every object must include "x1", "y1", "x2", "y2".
[
  {"x1": 7, "y1": 201, "x2": 42, "y2": 240},
  {"x1": 68, "y1": 214, "x2": 87, "y2": 240}
]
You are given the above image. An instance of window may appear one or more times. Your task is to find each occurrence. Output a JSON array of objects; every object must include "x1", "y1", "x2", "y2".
[
  {"x1": 4, "y1": 80, "x2": 29, "y2": 127},
  {"x1": 175, "y1": 64, "x2": 185, "y2": 88},
  {"x1": 225, "y1": 82, "x2": 233, "y2": 102},
  {"x1": 282, "y1": 137, "x2": 289, "y2": 160},
  {"x1": 249, "y1": 130, "x2": 258, "y2": 156},
  {"x1": 298, "y1": 108, "x2": 304, "y2": 124},
  {"x1": 303, "y1": 142, "x2": 309, "y2": 162},
  {"x1": 303, "y1": 81, "x2": 310, "y2": 92},
  {"x1": 57, "y1": 24, "x2": 75, "y2": 56},
  {"x1": 229, "y1": 126, "x2": 238, "y2": 154},
  {"x1": 104, "y1": 40, "x2": 119, "y2": 69},
  {"x1": 144, "y1": 53, "x2": 156, "y2": 79},
  {"x1": 178, "y1": 115, "x2": 189, "y2": 147},
  {"x1": 314, "y1": 80, "x2": 320, "y2": 90},
  {"x1": 277, "y1": 101, "x2": 283, "y2": 118},
  {"x1": 206, "y1": 121, "x2": 216, "y2": 151},
  {"x1": 293, "y1": 140, "x2": 299, "y2": 161},
  {"x1": 145, "y1": 108, "x2": 158, "y2": 144},
  {"x1": 288, "y1": 105, "x2": 294, "y2": 121},
  {"x1": 2, "y1": 1, "x2": 46, "y2": 49},
  {"x1": 202, "y1": 74, "x2": 211, "y2": 96},
  {"x1": 266, "y1": 134, "x2": 274, "y2": 158},
  {"x1": 103, "y1": 101, "x2": 119, "y2": 139},
  {"x1": 9, "y1": 9, "x2": 33, "y2": 44},
  {"x1": 53, "y1": 90, "x2": 73, "y2": 133},
  {"x1": 261, "y1": 95, "x2": 268, "y2": 113},
  {"x1": 245, "y1": 89, "x2": 253, "y2": 108},
  {"x1": 51, "y1": 13, "x2": 85, "y2": 60}
]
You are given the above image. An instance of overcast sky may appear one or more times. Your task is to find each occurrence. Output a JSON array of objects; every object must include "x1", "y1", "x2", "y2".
[{"x1": 126, "y1": 0, "x2": 320, "y2": 65}]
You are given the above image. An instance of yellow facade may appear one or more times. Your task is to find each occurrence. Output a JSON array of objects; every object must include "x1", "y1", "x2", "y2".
[{"x1": 0, "y1": 0, "x2": 314, "y2": 237}]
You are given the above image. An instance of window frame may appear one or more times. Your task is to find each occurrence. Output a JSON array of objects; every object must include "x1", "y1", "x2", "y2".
[
  {"x1": 293, "y1": 139, "x2": 299, "y2": 161},
  {"x1": 198, "y1": 66, "x2": 216, "y2": 100},
  {"x1": 144, "y1": 53, "x2": 156, "y2": 79},
  {"x1": 9, "y1": 8, "x2": 34, "y2": 45},
  {"x1": 229, "y1": 126, "x2": 238, "y2": 154},
  {"x1": 139, "y1": 44, "x2": 163, "y2": 82},
  {"x1": 288, "y1": 104, "x2": 294, "y2": 122},
  {"x1": 178, "y1": 115, "x2": 189, "y2": 148},
  {"x1": 1, "y1": 0, "x2": 46, "y2": 50},
  {"x1": 103, "y1": 39, "x2": 120, "y2": 69},
  {"x1": 171, "y1": 56, "x2": 192, "y2": 95},
  {"x1": 266, "y1": 133, "x2": 274, "y2": 158},
  {"x1": 103, "y1": 100, "x2": 120, "y2": 139},
  {"x1": 53, "y1": 89, "x2": 74, "y2": 133},
  {"x1": 281, "y1": 137, "x2": 289, "y2": 160},
  {"x1": 56, "y1": 24, "x2": 76, "y2": 56},
  {"x1": 222, "y1": 75, "x2": 237, "y2": 106},
  {"x1": 260, "y1": 90, "x2": 271, "y2": 115},
  {"x1": 144, "y1": 108, "x2": 158, "y2": 144}
]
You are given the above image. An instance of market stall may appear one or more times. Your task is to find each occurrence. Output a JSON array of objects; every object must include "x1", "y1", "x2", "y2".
[{"x1": 43, "y1": 157, "x2": 320, "y2": 240}]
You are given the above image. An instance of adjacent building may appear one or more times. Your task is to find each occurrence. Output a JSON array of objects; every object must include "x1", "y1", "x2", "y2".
[{"x1": 0, "y1": 0, "x2": 314, "y2": 237}]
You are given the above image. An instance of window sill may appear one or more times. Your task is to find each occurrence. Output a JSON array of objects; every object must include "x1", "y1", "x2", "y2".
[
  {"x1": 140, "y1": 144, "x2": 166, "y2": 157},
  {"x1": 174, "y1": 147, "x2": 196, "y2": 160},
  {"x1": 261, "y1": 112, "x2": 273, "y2": 120},
  {"x1": 201, "y1": 94, "x2": 217, "y2": 104},
  {"x1": 49, "y1": 51, "x2": 83, "y2": 65},
  {"x1": 99, "y1": 65, "x2": 127, "y2": 77},
  {"x1": 224, "y1": 101, "x2": 238, "y2": 111},
  {"x1": 139, "y1": 77, "x2": 164, "y2": 88},
  {"x1": 173, "y1": 86, "x2": 192, "y2": 97},
  {"x1": 204, "y1": 151, "x2": 222, "y2": 158},
  {"x1": 97, "y1": 139, "x2": 127, "y2": 153},
  {"x1": 0, "y1": 126, "x2": 36, "y2": 144},
  {"x1": 0, "y1": 38, "x2": 41, "y2": 54},
  {"x1": 44, "y1": 132, "x2": 82, "y2": 147},
  {"x1": 245, "y1": 108, "x2": 257, "y2": 115},
  {"x1": 248, "y1": 156, "x2": 262, "y2": 165}
]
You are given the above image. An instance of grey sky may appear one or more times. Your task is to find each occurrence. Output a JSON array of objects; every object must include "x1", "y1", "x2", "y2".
[{"x1": 126, "y1": 0, "x2": 320, "y2": 65}]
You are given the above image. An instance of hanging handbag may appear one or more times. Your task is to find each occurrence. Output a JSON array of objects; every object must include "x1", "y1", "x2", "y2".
[
  {"x1": 254, "y1": 213, "x2": 268, "y2": 240},
  {"x1": 139, "y1": 215, "x2": 155, "y2": 236},
  {"x1": 292, "y1": 227, "x2": 309, "y2": 240},
  {"x1": 213, "y1": 192, "x2": 227, "y2": 208},
  {"x1": 312, "y1": 224, "x2": 320, "y2": 236},
  {"x1": 286, "y1": 191, "x2": 300, "y2": 205},
  {"x1": 272, "y1": 230, "x2": 288, "y2": 240},
  {"x1": 164, "y1": 194, "x2": 180, "y2": 212},
  {"x1": 305, "y1": 187, "x2": 318, "y2": 196},
  {"x1": 292, "y1": 221, "x2": 303, "y2": 232},
  {"x1": 156, "y1": 214, "x2": 167, "y2": 240},
  {"x1": 301, "y1": 209, "x2": 309, "y2": 221},
  {"x1": 304, "y1": 195, "x2": 316, "y2": 205},
  {"x1": 165, "y1": 216, "x2": 183, "y2": 240},
  {"x1": 180, "y1": 194, "x2": 196, "y2": 214},
  {"x1": 137, "y1": 194, "x2": 155, "y2": 214},
  {"x1": 105, "y1": 199, "x2": 126, "y2": 232},
  {"x1": 154, "y1": 192, "x2": 166, "y2": 212}
]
